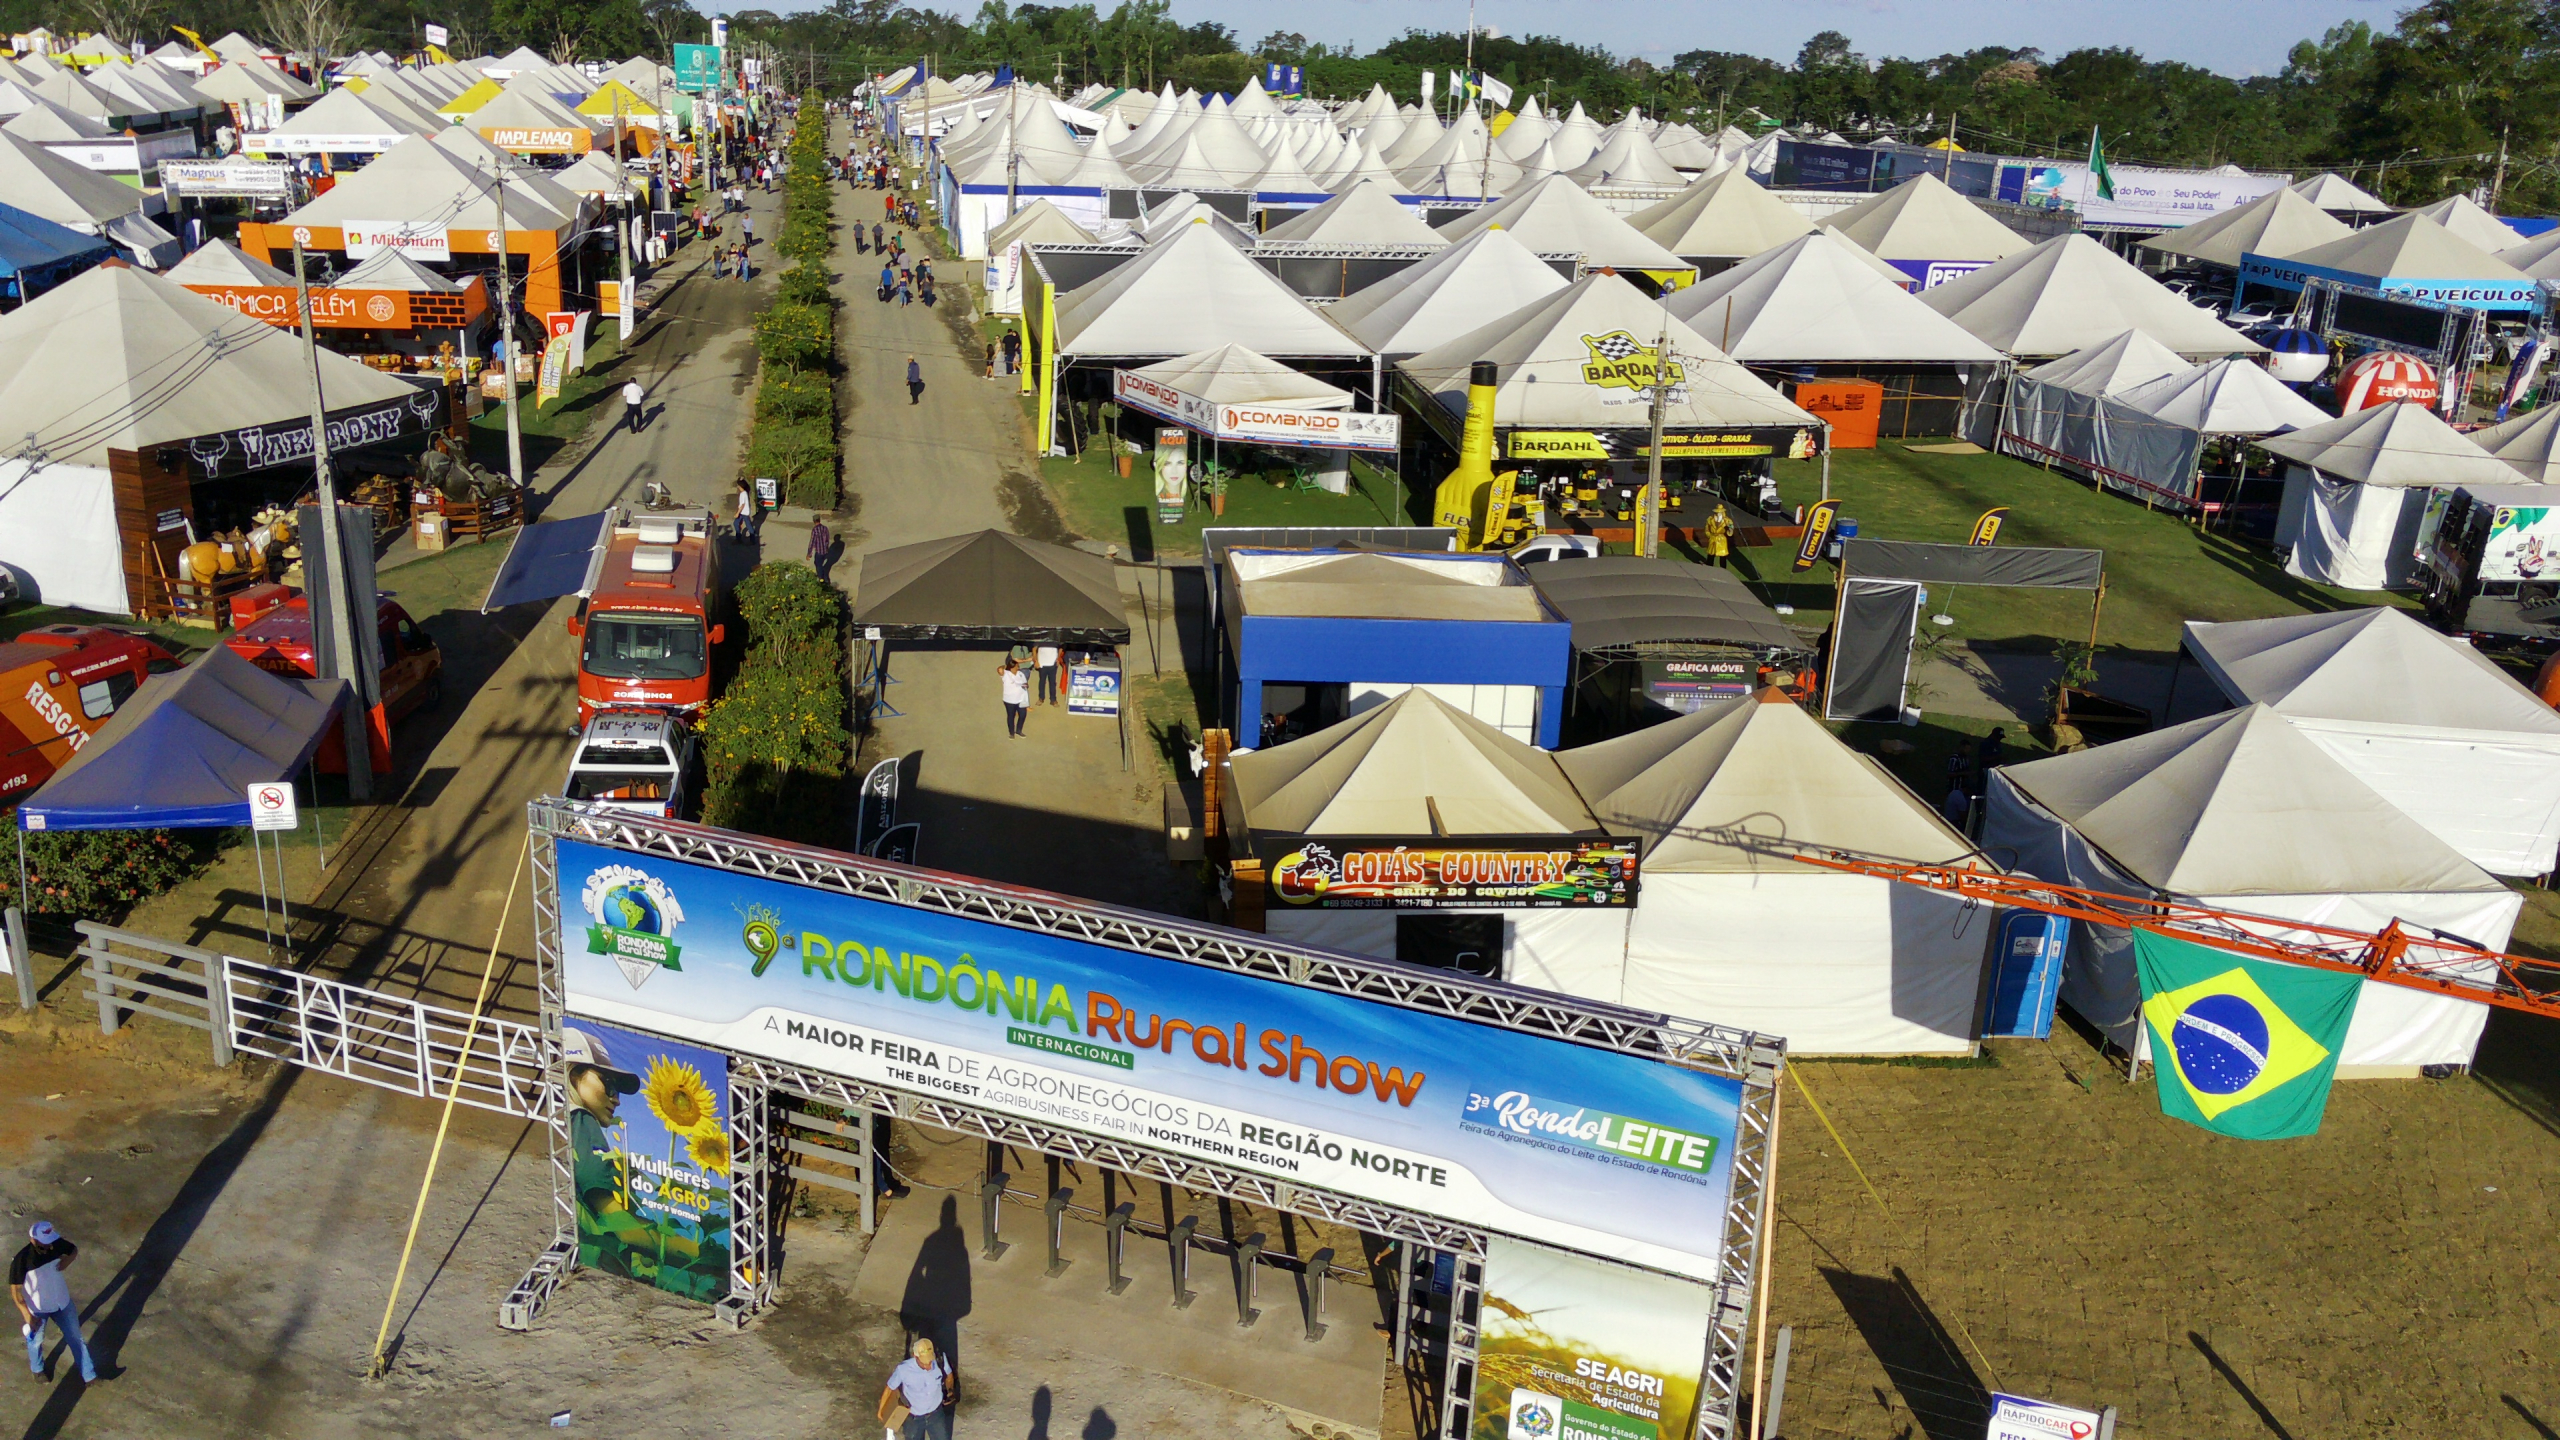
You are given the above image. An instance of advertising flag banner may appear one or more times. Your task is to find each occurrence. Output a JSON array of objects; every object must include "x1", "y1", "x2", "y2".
[
  {"x1": 2134, "y1": 931, "x2": 2361, "y2": 1140},
  {"x1": 536, "y1": 332, "x2": 574, "y2": 407},
  {"x1": 564, "y1": 1017, "x2": 734, "y2": 1303},
  {"x1": 555, "y1": 838, "x2": 1748, "y2": 1279},
  {"x1": 1470, "y1": 1236, "x2": 1714, "y2": 1440},
  {"x1": 1969, "y1": 506, "x2": 2008, "y2": 546},
  {"x1": 1793, "y1": 499, "x2": 1839, "y2": 572}
]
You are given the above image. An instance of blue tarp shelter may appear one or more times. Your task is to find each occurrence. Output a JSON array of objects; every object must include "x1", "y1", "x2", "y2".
[
  {"x1": 16, "y1": 646, "x2": 345, "y2": 832},
  {"x1": 0, "y1": 199, "x2": 112, "y2": 304}
]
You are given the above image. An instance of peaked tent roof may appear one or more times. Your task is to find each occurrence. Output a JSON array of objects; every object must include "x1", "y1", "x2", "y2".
[
  {"x1": 1325, "y1": 226, "x2": 1571, "y2": 357},
  {"x1": 165, "y1": 236, "x2": 298, "y2": 287},
  {"x1": 266, "y1": 84, "x2": 433, "y2": 144},
  {"x1": 2184, "y1": 607, "x2": 2560, "y2": 737},
  {"x1": 2468, "y1": 400, "x2": 2560, "y2": 482},
  {"x1": 2496, "y1": 225, "x2": 2560, "y2": 280},
  {"x1": 1127, "y1": 344, "x2": 1351, "y2": 407},
  {"x1": 1566, "y1": 121, "x2": 1685, "y2": 188},
  {"x1": 1544, "y1": 102, "x2": 1605, "y2": 171},
  {"x1": 2022, "y1": 328, "x2": 2196, "y2": 396},
  {"x1": 0, "y1": 130, "x2": 143, "y2": 226},
  {"x1": 334, "y1": 245, "x2": 464, "y2": 291},
  {"x1": 1230, "y1": 688, "x2": 1601, "y2": 838},
  {"x1": 1998, "y1": 704, "x2": 2504, "y2": 896},
  {"x1": 850, "y1": 529, "x2": 1129, "y2": 643},
  {"x1": 2114, "y1": 356, "x2": 2331, "y2": 434},
  {"x1": 1, "y1": 100, "x2": 112, "y2": 141},
  {"x1": 1828, "y1": 172, "x2": 2027, "y2": 263},
  {"x1": 1055, "y1": 220, "x2": 1367, "y2": 357},
  {"x1": 2291, "y1": 171, "x2": 2393, "y2": 214},
  {"x1": 984, "y1": 196, "x2": 1095, "y2": 253},
  {"x1": 0, "y1": 264, "x2": 423, "y2": 469},
  {"x1": 1664, "y1": 230, "x2": 2002, "y2": 364},
  {"x1": 0, "y1": 196, "x2": 110, "y2": 281},
  {"x1": 1257, "y1": 179, "x2": 1443, "y2": 246},
  {"x1": 283, "y1": 133, "x2": 575, "y2": 234},
  {"x1": 2137, "y1": 185, "x2": 2353, "y2": 267},
  {"x1": 1322, "y1": 134, "x2": 1411, "y2": 195},
  {"x1": 2409, "y1": 194, "x2": 2523, "y2": 252},
  {"x1": 1919, "y1": 233, "x2": 2262, "y2": 359},
  {"x1": 1628, "y1": 167, "x2": 1815, "y2": 260},
  {"x1": 2254, "y1": 400, "x2": 2515, "y2": 487},
  {"x1": 1399, "y1": 272, "x2": 1821, "y2": 433},
  {"x1": 1557, "y1": 689, "x2": 1973, "y2": 873},
  {"x1": 2276, "y1": 211, "x2": 2528, "y2": 283},
  {"x1": 1434, "y1": 174, "x2": 1686, "y2": 272}
]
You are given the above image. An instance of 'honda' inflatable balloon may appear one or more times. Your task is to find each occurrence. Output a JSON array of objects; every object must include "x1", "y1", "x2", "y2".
[
  {"x1": 2264, "y1": 327, "x2": 2328, "y2": 385},
  {"x1": 2337, "y1": 350, "x2": 2440, "y2": 411}
]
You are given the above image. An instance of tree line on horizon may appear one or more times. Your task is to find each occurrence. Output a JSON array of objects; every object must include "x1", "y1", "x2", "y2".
[{"x1": 18, "y1": 0, "x2": 2556, "y2": 211}]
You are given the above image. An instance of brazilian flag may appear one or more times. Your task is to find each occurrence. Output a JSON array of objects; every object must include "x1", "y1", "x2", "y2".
[{"x1": 2134, "y1": 931, "x2": 2362, "y2": 1140}]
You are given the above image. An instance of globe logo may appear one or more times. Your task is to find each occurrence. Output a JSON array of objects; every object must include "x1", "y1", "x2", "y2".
[
  {"x1": 2170, "y1": 993, "x2": 2270, "y2": 1095},
  {"x1": 605, "y1": 884, "x2": 665, "y2": 936}
]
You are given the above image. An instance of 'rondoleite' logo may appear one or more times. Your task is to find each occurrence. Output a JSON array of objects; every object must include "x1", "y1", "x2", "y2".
[
  {"x1": 1461, "y1": 1090, "x2": 1718, "y2": 1181},
  {"x1": 581, "y1": 865, "x2": 687, "y2": 991}
]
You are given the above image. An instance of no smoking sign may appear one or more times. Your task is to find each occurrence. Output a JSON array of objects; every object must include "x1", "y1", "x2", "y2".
[{"x1": 247, "y1": 782, "x2": 298, "y2": 832}]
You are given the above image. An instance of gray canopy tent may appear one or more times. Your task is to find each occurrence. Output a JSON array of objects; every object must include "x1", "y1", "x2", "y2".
[
  {"x1": 1826, "y1": 539, "x2": 2108, "y2": 724},
  {"x1": 1525, "y1": 557, "x2": 1815, "y2": 733}
]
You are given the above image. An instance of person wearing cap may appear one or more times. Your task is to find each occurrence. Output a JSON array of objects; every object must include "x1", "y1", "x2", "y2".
[
  {"x1": 564, "y1": 1027, "x2": 699, "y2": 1282},
  {"x1": 12, "y1": 1221, "x2": 97, "y2": 1384}
]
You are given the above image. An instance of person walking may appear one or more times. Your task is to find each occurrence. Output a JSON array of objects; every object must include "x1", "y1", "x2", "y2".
[
  {"x1": 1034, "y1": 644, "x2": 1061, "y2": 706},
  {"x1": 878, "y1": 261, "x2": 895, "y2": 303},
  {"x1": 999, "y1": 658, "x2": 1030, "y2": 739},
  {"x1": 621, "y1": 379, "x2": 645, "y2": 434},
  {"x1": 733, "y1": 479, "x2": 757, "y2": 541},
  {"x1": 1000, "y1": 328, "x2": 1021, "y2": 375},
  {"x1": 907, "y1": 356, "x2": 925, "y2": 405},
  {"x1": 14, "y1": 1221, "x2": 97, "y2": 1385},
  {"x1": 896, "y1": 268, "x2": 912, "y2": 306},
  {"x1": 878, "y1": 1335, "x2": 959, "y2": 1438},
  {"x1": 985, "y1": 342, "x2": 996, "y2": 379},
  {"x1": 808, "y1": 515, "x2": 835, "y2": 582},
  {"x1": 873, "y1": 222, "x2": 885, "y2": 253}
]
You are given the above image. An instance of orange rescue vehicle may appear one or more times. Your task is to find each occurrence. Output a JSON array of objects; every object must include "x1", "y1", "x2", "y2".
[
  {"x1": 566, "y1": 514, "x2": 726, "y2": 727},
  {"x1": 223, "y1": 594, "x2": 443, "y2": 774},
  {"x1": 0, "y1": 626, "x2": 180, "y2": 805}
]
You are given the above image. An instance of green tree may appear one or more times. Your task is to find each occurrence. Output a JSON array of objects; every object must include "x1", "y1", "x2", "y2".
[{"x1": 2340, "y1": 0, "x2": 2560, "y2": 207}]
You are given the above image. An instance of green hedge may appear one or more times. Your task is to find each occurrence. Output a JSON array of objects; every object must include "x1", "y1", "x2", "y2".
[
  {"x1": 743, "y1": 93, "x2": 842, "y2": 513},
  {"x1": 0, "y1": 819, "x2": 208, "y2": 917},
  {"x1": 701, "y1": 560, "x2": 848, "y2": 843},
  {"x1": 746, "y1": 419, "x2": 839, "y2": 510},
  {"x1": 754, "y1": 364, "x2": 833, "y2": 424},
  {"x1": 755, "y1": 300, "x2": 833, "y2": 371}
]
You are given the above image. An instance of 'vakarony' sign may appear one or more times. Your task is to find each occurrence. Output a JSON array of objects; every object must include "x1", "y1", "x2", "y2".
[{"x1": 555, "y1": 837, "x2": 1750, "y2": 1280}]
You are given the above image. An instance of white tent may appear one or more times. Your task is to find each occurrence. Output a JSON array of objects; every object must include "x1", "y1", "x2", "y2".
[
  {"x1": 1324, "y1": 227, "x2": 1570, "y2": 358},
  {"x1": 2182, "y1": 607, "x2": 2560, "y2": 875},
  {"x1": 1543, "y1": 103, "x2": 1605, "y2": 171},
  {"x1": 2469, "y1": 401, "x2": 2560, "y2": 481},
  {"x1": 1627, "y1": 168, "x2": 1815, "y2": 263},
  {"x1": 166, "y1": 236, "x2": 298, "y2": 288},
  {"x1": 1055, "y1": 219, "x2": 1367, "y2": 358},
  {"x1": 1921, "y1": 233, "x2": 2263, "y2": 359},
  {"x1": 1125, "y1": 343, "x2": 1351, "y2": 407},
  {"x1": 1665, "y1": 230, "x2": 2003, "y2": 364},
  {"x1": 2114, "y1": 357, "x2": 2330, "y2": 434},
  {"x1": 2409, "y1": 194, "x2": 2523, "y2": 252},
  {"x1": 2022, "y1": 329, "x2": 2195, "y2": 397},
  {"x1": 1257, "y1": 179, "x2": 1442, "y2": 247},
  {"x1": 982, "y1": 197, "x2": 1103, "y2": 317},
  {"x1": 2497, "y1": 226, "x2": 2560, "y2": 282},
  {"x1": 1827, "y1": 172, "x2": 2028, "y2": 275},
  {"x1": 2269, "y1": 213, "x2": 2530, "y2": 295},
  {"x1": 1398, "y1": 273, "x2": 1821, "y2": 435},
  {"x1": 1983, "y1": 705, "x2": 2515, "y2": 1072},
  {"x1": 2261, "y1": 402, "x2": 2515, "y2": 590},
  {"x1": 2137, "y1": 185, "x2": 2353, "y2": 268},
  {"x1": 253, "y1": 85, "x2": 433, "y2": 154},
  {"x1": 1434, "y1": 174, "x2": 1688, "y2": 275},
  {"x1": 1566, "y1": 122, "x2": 1685, "y2": 189},
  {"x1": 2290, "y1": 171, "x2": 2393, "y2": 217},
  {"x1": 1547, "y1": 690, "x2": 1991, "y2": 1055}
]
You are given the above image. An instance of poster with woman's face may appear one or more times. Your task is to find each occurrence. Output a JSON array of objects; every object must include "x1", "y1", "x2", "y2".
[{"x1": 565, "y1": 1018, "x2": 734, "y2": 1304}]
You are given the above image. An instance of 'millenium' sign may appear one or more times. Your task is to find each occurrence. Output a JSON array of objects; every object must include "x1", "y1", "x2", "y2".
[{"x1": 554, "y1": 837, "x2": 1747, "y2": 1279}]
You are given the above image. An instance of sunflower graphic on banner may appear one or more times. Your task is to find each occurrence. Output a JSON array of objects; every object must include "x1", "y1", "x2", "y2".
[{"x1": 2133, "y1": 931, "x2": 2361, "y2": 1140}]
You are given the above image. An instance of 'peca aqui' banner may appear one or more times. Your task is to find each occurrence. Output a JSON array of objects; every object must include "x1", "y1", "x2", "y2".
[
  {"x1": 1472, "y1": 1235, "x2": 1716, "y2": 1440},
  {"x1": 555, "y1": 838, "x2": 1743, "y2": 1280}
]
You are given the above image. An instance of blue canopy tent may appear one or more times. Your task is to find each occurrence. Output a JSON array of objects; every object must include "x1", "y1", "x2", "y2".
[
  {"x1": 0, "y1": 200, "x2": 113, "y2": 307},
  {"x1": 16, "y1": 646, "x2": 345, "y2": 832}
]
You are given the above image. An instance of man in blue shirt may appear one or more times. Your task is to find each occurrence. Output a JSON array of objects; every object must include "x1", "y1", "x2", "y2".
[{"x1": 878, "y1": 1335, "x2": 957, "y2": 1438}]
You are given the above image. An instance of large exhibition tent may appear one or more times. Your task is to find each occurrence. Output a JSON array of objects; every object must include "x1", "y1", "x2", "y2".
[
  {"x1": 2137, "y1": 185, "x2": 2352, "y2": 269},
  {"x1": 1549, "y1": 689, "x2": 1991, "y2": 1054},
  {"x1": 1053, "y1": 218, "x2": 1368, "y2": 358},
  {"x1": 2020, "y1": 329, "x2": 2195, "y2": 397},
  {"x1": 1627, "y1": 168, "x2": 1816, "y2": 267},
  {"x1": 1921, "y1": 233, "x2": 2262, "y2": 359},
  {"x1": 1984, "y1": 705, "x2": 2515, "y2": 1072},
  {"x1": 1123, "y1": 343, "x2": 1353, "y2": 408},
  {"x1": 1434, "y1": 174, "x2": 1688, "y2": 277},
  {"x1": 2290, "y1": 171, "x2": 2393, "y2": 219},
  {"x1": 2181, "y1": 607, "x2": 2560, "y2": 875},
  {"x1": 851, "y1": 529, "x2": 1129, "y2": 644},
  {"x1": 1825, "y1": 172, "x2": 2028, "y2": 289},
  {"x1": 1666, "y1": 230, "x2": 2003, "y2": 364},
  {"x1": 982, "y1": 197, "x2": 1100, "y2": 316},
  {"x1": 1323, "y1": 226, "x2": 1570, "y2": 358},
  {"x1": 2241, "y1": 213, "x2": 2538, "y2": 314},
  {"x1": 1257, "y1": 180, "x2": 1443, "y2": 247},
  {"x1": 2409, "y1": 194, "x2": 2523, "y2": 252},
  {"x1": 2114, "y1": 356, "x2": 2330, "y2": 435},
  {"x1": 2468, "y1": 400, "x2": 2560, "y2": 481},
  {"x1": 2261, "y1": 402, "x2": 2515, "y2": 589}
]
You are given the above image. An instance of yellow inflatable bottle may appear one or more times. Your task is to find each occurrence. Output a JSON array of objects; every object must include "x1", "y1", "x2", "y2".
[{"x1": 1433, "y1": 360, "x2": 1502, "y2": 548}]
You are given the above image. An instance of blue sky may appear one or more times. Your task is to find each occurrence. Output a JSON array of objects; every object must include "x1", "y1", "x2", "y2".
[{"x1": 1187, "y1": 0, "x2": 2401, "y2": 78}]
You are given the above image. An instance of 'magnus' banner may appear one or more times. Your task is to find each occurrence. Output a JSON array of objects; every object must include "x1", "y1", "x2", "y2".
[{"x1": 556, "y1": 838, "x2": 1747, "y2": 1279}]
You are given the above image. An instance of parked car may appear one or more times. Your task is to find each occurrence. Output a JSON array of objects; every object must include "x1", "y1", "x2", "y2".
[
  {"x1": 1511, "y1": 534, "x2": 1602, "y2": 564},
  {"x1": 563, "y1": 708, "x2": 697, "y2": 820}
]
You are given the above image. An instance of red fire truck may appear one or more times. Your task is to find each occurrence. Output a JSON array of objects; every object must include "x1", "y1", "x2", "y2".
[
  {"x1": 565, "y1": 513, "x2": 726, "y2": 728},
  {"x1": 0, "y1": 626, "x2": 181, "y2": 805},
  {"x1": 223, "y1": 594, "x2": 443, "y2": 774}
]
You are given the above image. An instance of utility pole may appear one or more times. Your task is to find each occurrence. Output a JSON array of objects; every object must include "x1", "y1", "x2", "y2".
[
  {"x1": 1639, "y1": 313, "x2": 1671, "y2": 560},
  {"x1": 2492, "y1": 123, "x2": 2511, "y2": 212},
  {"x1": 1945, "y1": 107, "x2": 1957, "y2": 181},
  {"x1": 289, "y1": 231, "x2": 373, "y2": 800},
  {"x1": 615, "y1": 91, "x2": 634, "y2": 346},
  {"x1": 483, "y1": 162, "x2": 526, "y2": 485}
]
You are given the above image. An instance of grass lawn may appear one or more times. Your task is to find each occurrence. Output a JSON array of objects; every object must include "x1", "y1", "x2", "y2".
[
  {"x1": 466, "y1": 327, "x2": 626, "y2": 475},
  {"x1": 1041, "y1": 443, "x2": 1410, "y2": 557},
  {"x1": 1739, "y1": 440, "x2": 2412, "y2": 660}
]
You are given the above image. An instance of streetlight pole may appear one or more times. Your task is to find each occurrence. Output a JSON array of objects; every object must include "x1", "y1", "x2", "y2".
[
  {"x1": 290, "y1": 230, "x2": 373, "y2": 799},
  {"x1": 1639, "y1": 313, "x2": 1671, "y2": 561},
  {"x1": 483, "y1": 162, "x2": 526, "y2": 484}
]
